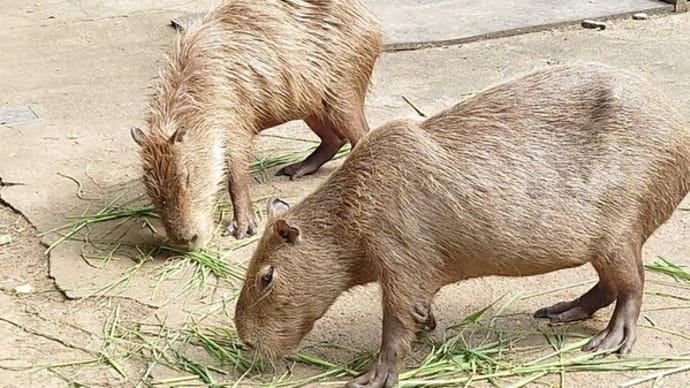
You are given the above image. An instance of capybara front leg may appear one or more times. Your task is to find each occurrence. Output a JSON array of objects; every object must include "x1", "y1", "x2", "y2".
[
  {"x1": 346, "y1": 285, "x2": 429, "y2": 388},
  {"x1": 225, "y1": 136, "x2": 258, "y2": 239},
  {"x1": 346, "y1": 311, "x2": 413, "y2": 388}
]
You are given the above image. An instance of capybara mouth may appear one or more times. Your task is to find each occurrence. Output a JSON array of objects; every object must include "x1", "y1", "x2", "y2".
[
  {"x1": 248, "y1": 342, "x2": 290, "y2": 367},
  {"x1": 247, "y1": 328, "x2": 307, "y2": 364}
]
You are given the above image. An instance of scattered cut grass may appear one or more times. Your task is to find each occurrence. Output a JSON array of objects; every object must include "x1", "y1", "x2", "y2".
[
  {"x1": 57, "y1": 284, "x2": 688, "y2": 388},
  {"x1": 43, "y1": 142, "x2": 352, "y2": 301},
  {"x1": 645, "y1": 257, "x2": 690, "y2": 283}
]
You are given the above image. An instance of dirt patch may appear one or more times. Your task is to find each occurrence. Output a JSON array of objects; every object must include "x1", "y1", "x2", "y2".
[{"x1": 0, "y1": 204, "x2": 157, "y2": 386}]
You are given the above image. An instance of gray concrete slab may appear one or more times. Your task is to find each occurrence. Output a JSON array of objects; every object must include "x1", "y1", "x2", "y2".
[
  {"x1": 1, "y1": 0, "x2": 202, "y2": 28},
  {"x1": 172, "y1": 1, "x2": 673, "y2": 50},
  {"x1": 369, "y1": 0, "x2": 673, "y2": 49},
  {"x1": 0, "y1": 106, "x2": 39, "y2": 127}
]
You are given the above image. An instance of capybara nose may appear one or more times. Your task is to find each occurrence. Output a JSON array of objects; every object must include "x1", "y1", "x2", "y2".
[
  {"x1": 242, "y1": 340, "x2": 255, "y2": 350},
  {"x1": 172, "y1": 233, "x2": 200, "y2": 249}
]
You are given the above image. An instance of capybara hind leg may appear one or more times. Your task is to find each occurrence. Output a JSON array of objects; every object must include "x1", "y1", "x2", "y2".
[
  {"x1": 276, "y1": 114, "x2": 346, "y2": 180},
  {"x1": 335, "y1": 102, "x2": 370, "y2": 146},
  {"x1": 582, "y1": 247, "x2": 644, "y2": 354},
  {"x1": 534, "y1": 270, "x2": 617, "y2": 323}
]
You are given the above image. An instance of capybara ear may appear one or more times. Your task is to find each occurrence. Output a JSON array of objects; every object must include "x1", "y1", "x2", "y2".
[
  {"x1": 131, "y1": 127, "x2": 146, "y2": 146},
  {"x1": 171, "y1": 127, "x2": 188, "y2": 143},
  {"x1": 273, "y1": 219, "x2": 300, "y2": 244},
  {"x1": 266, "y1": 197, "x2": 290, "y2": 219}
]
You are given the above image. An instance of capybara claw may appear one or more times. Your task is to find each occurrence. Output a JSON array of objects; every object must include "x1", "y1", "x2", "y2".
[
  {"x1": 413, "y1": 304, "x2": 437, "y2": 332},
  {"x1": 346, "y1": 365, "x2": 397, "y2": 388},
  {"x1": 582, "y1": 327, "x2": 632, "y2": 355},
  {"x1": 276, "y1": 164, "x2": 300, "y2": 178},
  {"x1": 227, "y1": 213, "x2": 259, "y2": 240},
  {"x1": 276, "y1": 162, "x2": 319, "y2": 180}
]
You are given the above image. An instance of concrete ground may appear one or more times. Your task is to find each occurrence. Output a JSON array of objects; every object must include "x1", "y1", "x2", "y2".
[
  {"x1": 368, "y1": 0, "x2": 672, "y2": 49},
  {"x1": 172, "y1": 0, "x2": 675, "y2": 49},
  {"x1": 1, "y1": 1, "x2": 690, "y2": 387}
]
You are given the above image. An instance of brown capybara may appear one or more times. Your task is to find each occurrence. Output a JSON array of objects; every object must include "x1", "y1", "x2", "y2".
[
  {"x1": 234, "y1": 63, "x2": 690, "y2": 388},
  {"x1": 130, "y1": 0, "x2": 382, "y2": 247}
]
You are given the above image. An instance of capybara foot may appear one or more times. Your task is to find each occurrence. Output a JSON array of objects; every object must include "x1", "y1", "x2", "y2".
[
  {"x1": 226, "y1": 212, "x2": 258, "y2": 240},
  {"x1": 346, "y1": 362, "x2": 398, "y2": 388},
  {"x1": 582, "y1": 297, "x2": 639, "y2": 355},
  {"x1": 534, "y1": 301, "x2": 594, "y2": 323},
  {"x1": 412, "y1": 304, "x2": 437, "y2": 332},
  {"x1": 276, "y1": 161, "x2": 320, "y2": 180},
  {"x1": 534, "y1": 281, "x2": 617, "y2": 324},
  {"x1": 275, "y1": 138, "x2": 345, "y2": 180},
  {"x1": 582, "y1": 322, "x2": 636, "y2": 355}
]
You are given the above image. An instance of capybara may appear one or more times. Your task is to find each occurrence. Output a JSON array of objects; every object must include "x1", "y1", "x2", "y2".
[
  {"x1": 234, "y1": 63, "x2": 690, "y2": 388},
  {"x1": 131, "y1": 0, "x2": 382, "y2": 247}
]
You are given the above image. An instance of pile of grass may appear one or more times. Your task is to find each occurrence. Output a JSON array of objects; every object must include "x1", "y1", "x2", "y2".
[
  {"x1": 64, "y1": 269, "x2": 689, "y2": 388},
  {"x1": 42, "y1": 259, "x2": 681, "y2": 388},
  {"x1": 43, "y1": 140, "x2": 353, "y2": 301},
  {"x1": 31, "y1": 239, "x2": 690, "y2": 387}
]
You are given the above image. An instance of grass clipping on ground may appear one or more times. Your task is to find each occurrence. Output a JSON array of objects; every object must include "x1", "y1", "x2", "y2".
[
  {"x1": 38, "y1": 137, "x2": 690, "y2": 387},
  {"x1": 24, "y1": 269, "x2": 690, "y2": 388}
]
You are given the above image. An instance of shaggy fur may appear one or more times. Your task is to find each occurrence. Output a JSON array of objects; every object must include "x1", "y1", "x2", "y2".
[
  {"x1": 234, "y1": 63, "x2": 690, "y2": 388},
  {"x1": 133, "y1": 0, "x2": 382, "y2": 247}
]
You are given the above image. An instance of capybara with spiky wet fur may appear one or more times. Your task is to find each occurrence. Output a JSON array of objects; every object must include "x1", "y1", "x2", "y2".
[
  {"x1": 234, "y1": 63, "x2": 690, "y2": 388},
  {"x1": 131, "y1": 0, "x2": 382, "y2": 247}
]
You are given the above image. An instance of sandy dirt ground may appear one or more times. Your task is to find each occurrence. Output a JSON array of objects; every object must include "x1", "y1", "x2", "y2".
[{"x1": 1, "y1": 1, "x2": 690, "y2": 387}]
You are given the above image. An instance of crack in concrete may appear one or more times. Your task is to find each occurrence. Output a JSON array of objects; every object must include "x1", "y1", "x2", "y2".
[
  {"x1": 0, "y1": 184, "x2": 161, "y2": 308},
  {"x1": 0, "y1": 177, "x2": 25, "y2": 187},
  {"x1": 0, "y1": 176, "x2": 70, "y2": 302},
  {"x1": 382, "y1": 7, "x2": 675, "y2": 52},
  {"x1": 0, "y1": 194, "x2": 34, "y2": 232},
  {"x1": 0, "y1": 174, "x2": 170, "y2": 307}
]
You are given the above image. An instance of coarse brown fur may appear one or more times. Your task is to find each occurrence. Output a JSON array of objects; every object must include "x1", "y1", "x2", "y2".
[
  {"x1": 131, "y1": 0, "x2": 382, "y2": 247},
  {"x1": 234, "y1": 63, "x2": 690, "y2": 388}
]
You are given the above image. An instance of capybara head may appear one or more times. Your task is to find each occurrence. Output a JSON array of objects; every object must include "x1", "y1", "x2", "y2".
[
  {"x1": 234, "y1": 198, "x2": 351, "y2": 359},
  {"x1": 131, "y1": 126, "x2": 223, "y2": 249}
]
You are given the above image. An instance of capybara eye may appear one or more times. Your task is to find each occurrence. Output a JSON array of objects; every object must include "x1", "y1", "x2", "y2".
[{"x1": 261, "y1": 266, "x2": 274, "y2": 289}]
